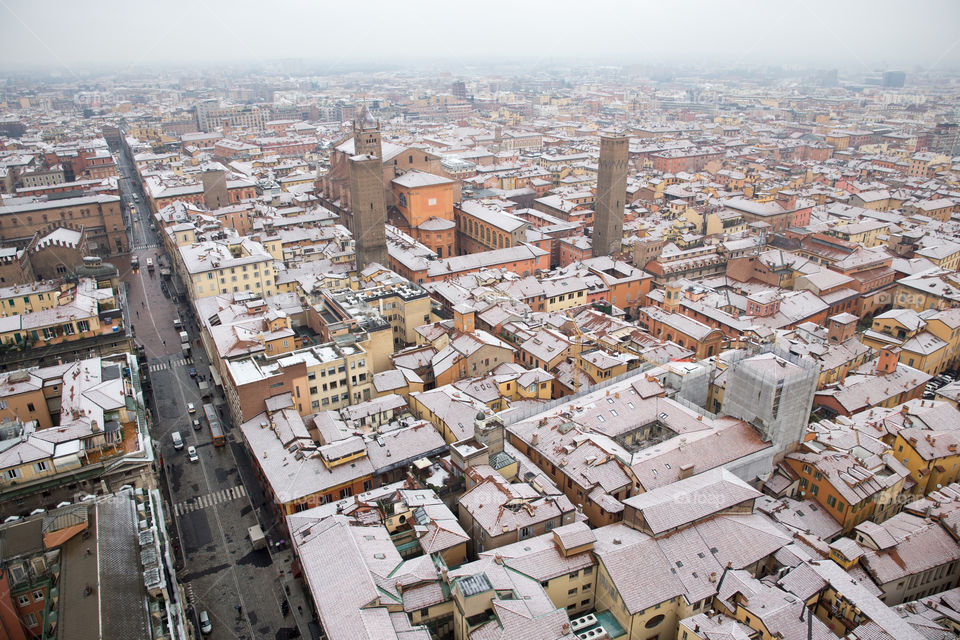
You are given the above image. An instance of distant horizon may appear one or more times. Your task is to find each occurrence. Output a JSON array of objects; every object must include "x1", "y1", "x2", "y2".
[
  {"x1": 0, "y1": 57, "x2": 951, "y2": 82},
  {"x1": 2, "y1": 0, "x2": 960, "y2": 76}
]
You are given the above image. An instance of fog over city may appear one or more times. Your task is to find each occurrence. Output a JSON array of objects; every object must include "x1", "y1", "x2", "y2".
[
  {"x1": 3, "y1": 0, "x2": 960, "y2": 638},
  {"x1": 1, "y1": 0, "x2": 960, "y2": 72}
]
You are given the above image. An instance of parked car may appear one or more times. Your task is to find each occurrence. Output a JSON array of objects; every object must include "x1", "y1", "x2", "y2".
[
  {"x1": 187, "y1": 446, "x2": 199, "y2": 463},
  {"x1": 199, "y1": 610, "x2": 212, "y2": 634}
]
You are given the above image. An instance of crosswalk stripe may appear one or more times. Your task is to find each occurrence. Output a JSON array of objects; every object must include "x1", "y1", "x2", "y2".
[
  {"x1": 173, "y1": 485, "x2": 247, "y2": 517},
  {"x1": 148, "y1": 358, "x2": 196, "y2": 372}
]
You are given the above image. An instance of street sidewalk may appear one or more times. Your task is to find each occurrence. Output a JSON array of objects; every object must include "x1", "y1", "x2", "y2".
[{"x1": 271, "y1": 545, "x2": 317, "y2": 638}]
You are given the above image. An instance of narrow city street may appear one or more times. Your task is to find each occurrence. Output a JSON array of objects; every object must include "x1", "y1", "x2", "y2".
[{"x1": 113, "y1": 147, "x2": 306, "y2": 639}]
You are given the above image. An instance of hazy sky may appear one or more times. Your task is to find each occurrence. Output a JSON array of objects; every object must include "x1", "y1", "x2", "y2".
[{"x1": 1, "y1": 0, "x2": 959, "y2": 73}]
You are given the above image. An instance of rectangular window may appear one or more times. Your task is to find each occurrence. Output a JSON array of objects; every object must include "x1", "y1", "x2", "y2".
[
  {"x1": 24, "y1": 612, "x2": 37, "y2": 627},
  {"x1": 17, "y1": 594, "x2": 30, "y2": 607}
]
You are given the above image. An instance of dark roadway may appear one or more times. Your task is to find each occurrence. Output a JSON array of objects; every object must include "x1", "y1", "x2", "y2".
[{"x1": 111, "y1": 144, "x2": 304, "y2": 639}]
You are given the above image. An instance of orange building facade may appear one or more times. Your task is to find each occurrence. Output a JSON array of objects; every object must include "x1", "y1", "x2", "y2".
[{"x1": 392, "y1": 172, "x2": 458, "y2": 258}]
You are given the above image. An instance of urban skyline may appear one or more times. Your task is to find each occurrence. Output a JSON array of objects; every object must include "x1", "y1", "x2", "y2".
[{"x1": 1, "y1": 5, "x2": 960, "y2": 640}]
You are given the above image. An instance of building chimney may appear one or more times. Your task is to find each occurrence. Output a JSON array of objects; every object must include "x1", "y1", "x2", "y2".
[
  {"x1": 827, "y1": 313, "x2": 856, "y2": 344},
  {"x1": 453, "y1": 306, "x2": 474, "y2": 334},
  {"x1": 775, "y1": 190, "x2": 798, "y2": 210},
  {"x1": 875, "y1": 347, "x2": 900, "y2": 376},
  {"x1": 663, "y1": 281, "x2": 682, "y2": 313}
]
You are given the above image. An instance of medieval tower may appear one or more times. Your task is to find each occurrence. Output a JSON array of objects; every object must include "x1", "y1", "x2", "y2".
[
  {"x1": 593, "y1": 132, "x2": 629, "y2": 256},
  {"x1": 348, "y1": 105, "x2": 389, "y2": 269}
]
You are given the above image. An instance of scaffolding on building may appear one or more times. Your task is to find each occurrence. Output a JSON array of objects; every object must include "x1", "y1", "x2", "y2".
[{"x1": 721, "y1": 345, "x2": 819, "y2": 450}]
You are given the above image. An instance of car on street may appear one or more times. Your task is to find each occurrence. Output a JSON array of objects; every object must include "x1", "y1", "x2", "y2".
[
  {"x1": 187, "y1": 402, "x2": 196, "y2": 414},
  {"x1": 187, "y1": 446, "x2": 199, "y2": 463},
  {"x1": 192, "y1": 418, "x2": 201, "y2": 430},
  {"x1": 199, "y1": 610, "x2": 212, "y2": 634},
  {"x1": 188, "y1": 366, "x2": 197, "y2": 378}
]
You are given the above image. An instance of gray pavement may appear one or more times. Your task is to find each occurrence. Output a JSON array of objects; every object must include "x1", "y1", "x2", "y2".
[{"x1": 113, "y1": 144, "x2": 308, "y2": 640}]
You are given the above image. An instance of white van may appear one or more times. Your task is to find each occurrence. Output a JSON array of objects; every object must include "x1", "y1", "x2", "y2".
[{"x1": 172, "y1": 431, "x2": 184, "y2": 450}]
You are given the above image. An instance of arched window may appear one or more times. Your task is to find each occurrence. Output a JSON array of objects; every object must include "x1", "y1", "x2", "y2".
[{"x1": 645, "y1": 615, "x2": 665, "y2": 629}]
